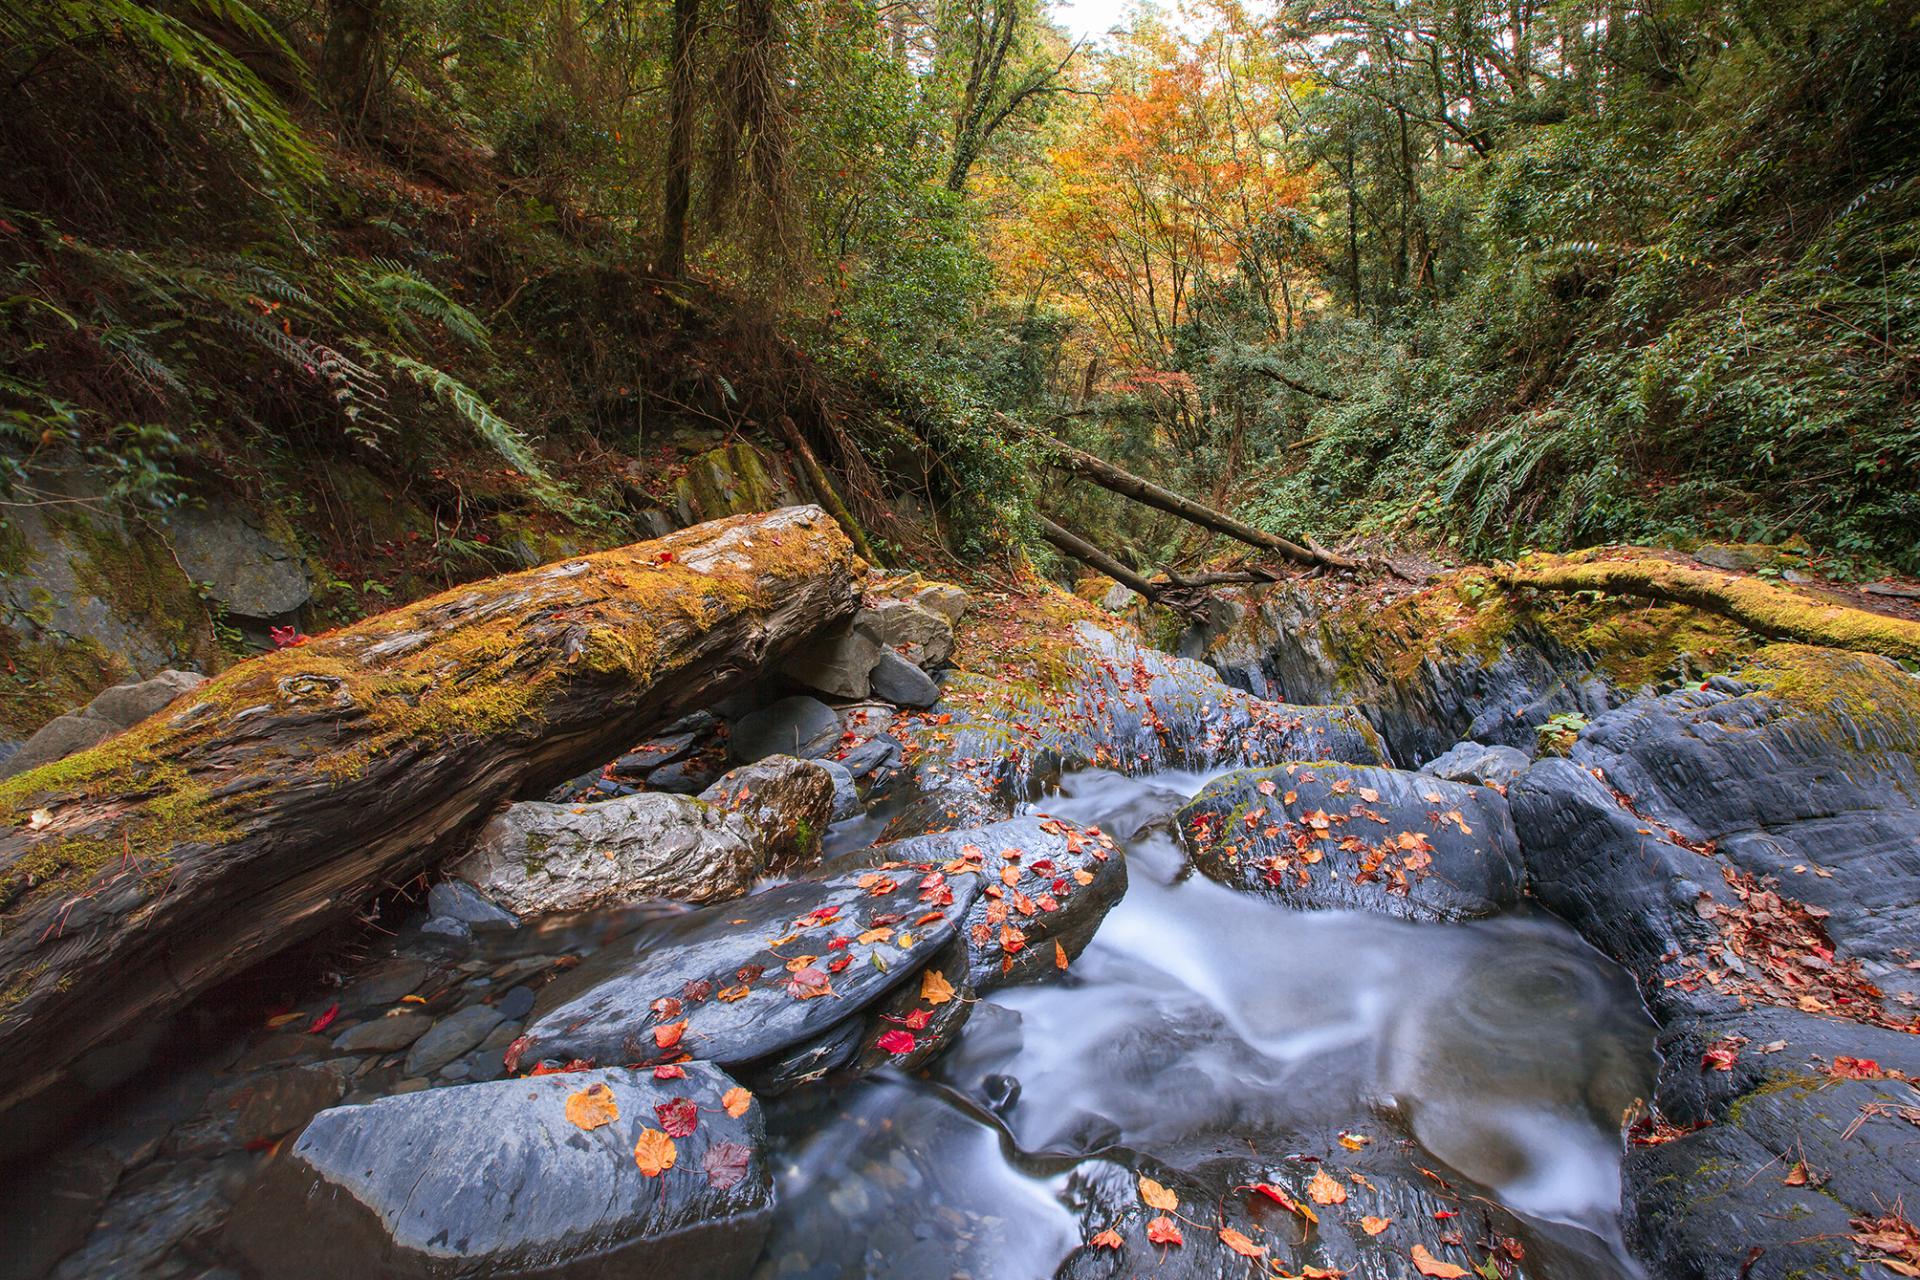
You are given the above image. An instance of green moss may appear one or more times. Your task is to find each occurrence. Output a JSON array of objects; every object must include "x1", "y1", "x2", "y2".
[
  {"x1": 1735, "y1": 644, "x2": 1920, "y2": 754},
  {"x1": 0, "y1": 626, "x2": 129, "y2": 737}
]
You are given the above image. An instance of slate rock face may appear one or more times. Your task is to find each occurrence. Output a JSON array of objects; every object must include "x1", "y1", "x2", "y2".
[
  {"x1": 884, "y1": 622, "x2": 1383, "y2": 840},
  {"x1": 855, "y1": 597, "x2": 954, "y2": 668},
  {"x1": 778, "y1": 620, "x2": 882, "y2": 699},
  {"x1": 697, "y1": 754, "x2": 836, "y2": 869},
  {"x1": 1183, "y1": 586, "x2": 1623, "y2": 765},
  {"x1": 225, "y1": 1064, "x2": 772, "y2": 1280},
  {"x1": 1181, "y1": 762, "x2": 1523, "y2": 921},
  {"x1": 867, "y1": 648, "x2": 939, "y2": 707},
  {"x1": 1507, "y1": 645, "x2": 1920, "y2": 1280},
  {"x1": 451, "y1": 793, "x2": 761, "y2": 914},
  {"x1": 516, "y1": 867, "x2": 983, "y2": 1070}
]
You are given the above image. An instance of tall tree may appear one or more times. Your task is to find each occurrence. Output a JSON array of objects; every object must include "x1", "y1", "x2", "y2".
[{"x1": 659, "y1": 0, "x2": 703, "y2": 277}]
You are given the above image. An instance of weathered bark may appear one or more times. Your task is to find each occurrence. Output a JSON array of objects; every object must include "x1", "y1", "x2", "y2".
[
  {"x1": 1046, "y1": 442, "x2": 1359, "y2": 571},
  {"x1": 0, "y1": 507, "x2": 857, "y2": 1115},
  {"x1": 658, "y1": 0, "x2": 701, "y2": 278},
  {"x1": 1493, "y1": 553, "x2": 1920, "y2": 661},
  {"x1": 1037, "y1": 515, "x2": 1164, "y2": 602}
]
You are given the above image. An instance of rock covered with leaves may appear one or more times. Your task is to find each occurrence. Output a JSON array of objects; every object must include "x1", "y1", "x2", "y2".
[
  {"x1": 1181, "y1": 762, "x2": 1523, "y2": 921},
  {"x1": 225, "y1": 1063, "x2": 771, "y2": 1280}
]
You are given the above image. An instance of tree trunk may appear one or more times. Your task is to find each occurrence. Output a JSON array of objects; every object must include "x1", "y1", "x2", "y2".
[
  {"x1": 0, "y1": 508, "x2": 858, "y2": 1117},
  {"x1": 659, "y1": 0, "x2": 701, "y2": 278},
  {"x1": 1493, "y1": 554, "x2": 1920, "y2": 662},
  {"x1": 1046, "y1": 442, "x2": 1358, "y2": 571},
  {"x1": 772, "y1": 414, "x2": 882, "y2": 565},
  {"x1": 1037, "y1": 515, "x2": 1164, "y2": 602},
  {"x1": 320, "y1": 0, "x2": 384, "y2": 127}
]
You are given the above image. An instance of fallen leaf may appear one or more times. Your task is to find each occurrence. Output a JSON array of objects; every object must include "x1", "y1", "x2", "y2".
[
  {"x1": 265, "y1": 1012, "x2": 304, "y2": 1029},
  {"x1": 654, "y1": 1019, "x2": 688, "y2": 1050},
  {"x1": 722, "y1": 1086, "x2": 753, "y2": 1118},
  {"x1": 633, "y1": 1128, "x2": 677, "y2": 1176},
  {"x1": 1782, "y1": 1162, "x2": 1809, "y2": 1186},
  {"x1": 653, "y1": 1064, "x2": 687, "y2": 1080},
  {"x1": 717, "y1": 984, "x2": 751, "y2": 1002},
  {"x1": 1138, "y1": 1175, "x2": 1179, "y2": 1211},
  {"x1": 703, "y1": 1140, "x2": 752, "y2": 1189},
  {"x1": 305, "y1": 1003, "x2": 339, "y2": 1035},
  {"x1": 1411, "y1": 1244, "x2": 1468, "y2": 1277},
  {"x1": 1307, "y1": 1168, "x2": 1347, "y2": 1205},
  {"x1": 858, "y1": 926, "x2": 894, "y2": 945},
  {"x1": 1146, "y1": 1216, "x2": 1183, "y2": 1246},
  {"x1": 655, "y1": 1096, "x2": 699, "y2": 1137},
  {"x1": 785, "y1": 966, "x2": 833, "y2": 1000},
  {"x1": 877, "y1": 1029, "x2": 917, "y2": 1055},
  {"x1": 565, "y1": 1082, "x2": 619, "y2": 1130},
  {"x1": 1054, "y1": 940, "x2": 1069, "y2": 970},
  {"x1": 1361, "y1": 1216, "x2": 1392, "y2": 1236},
  {"x1": 1339, "y1": 1131, "x2": 1370, "y2": 1150},
  {"x1": 1090, "y1": 1229, "x2": 1123, "y2": 1250},
  {"x1": 920, "y1": 969, "x2": 956, "y2": 1005},
  {"x1": 1219, "y1": 1227, "x2": 1264, "y2": 1257}
]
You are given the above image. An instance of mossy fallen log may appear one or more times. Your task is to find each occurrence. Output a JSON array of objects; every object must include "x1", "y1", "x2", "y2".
[
  {"x1": 0, "y1": 506, "x2": 858, "y2": 1116},
  {"x1": 1492, "y1": 553, "x2": 1920, "y2": 663}
]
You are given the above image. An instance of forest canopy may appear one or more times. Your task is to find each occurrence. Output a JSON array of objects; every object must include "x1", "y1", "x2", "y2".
[{"x1": 2, "y1": 0, "x2": 1916, "y2": 578}]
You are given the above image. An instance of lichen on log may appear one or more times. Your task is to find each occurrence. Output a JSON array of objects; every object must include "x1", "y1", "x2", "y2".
[{"x1": 0, "y1": 506, "x2": 858, "y2": 1115}]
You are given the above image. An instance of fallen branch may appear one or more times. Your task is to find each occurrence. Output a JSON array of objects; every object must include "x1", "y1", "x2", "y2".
[
  {"x1": 1492, "y1": 554, "x2": 1920, "y2": 662},
  {"x1": 0, "y1": 507, "x2": 859, "y2": 1116},
  {"x1": 1037, "y1": 514, "x2": 1165, "y2": 602}
]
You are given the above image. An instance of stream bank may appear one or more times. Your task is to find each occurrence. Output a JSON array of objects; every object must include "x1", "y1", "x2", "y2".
[{"x1": 3, "y1": 520, "x2": 1918, "y2": 1280}]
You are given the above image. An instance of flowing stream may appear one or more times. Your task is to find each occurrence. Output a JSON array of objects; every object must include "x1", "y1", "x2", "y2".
[{"x1": 761, "y1": 766, "x2": 1658, "y2": 1280}]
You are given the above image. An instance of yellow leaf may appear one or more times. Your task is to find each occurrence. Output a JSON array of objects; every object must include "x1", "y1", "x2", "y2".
[
  {"x1": 920, "y1": 969, "x2": 956, "y2": 1005},
  {"x1": 1138, "y1": 1175, "x2": 1179, "y2": 1211},
  {"x1": 1090, "y1": 1228, "x2": 1123, "y2": 1249},
  {"x1": 633, "y1": 1127, "x2": 677, "y2": 1176},
  {"x1": 1054, "y1": 940, "x2": 1069, "y2": 970},
  {"x1": 565, "y1": 1082, "x2": 619, "y2": 1131},
  {"x1": 265, "y1": 1012, "x2": 304, "y2": 1028},
  {"x1": 1307, "y1": 1168, "x2": 1346, "y2": 1205},
  {"x1": 1339, "y1": 1131, "x2": 1370, "y2": 1150},
  {"x1": 1361, "y1": 1215, "x2": 1391, "y2": 1236},
  {"x1": 722, "y1": 1086, "x2": 753, "y2": 1118},
  {"x1": 1072, "y1": 868, "x2": 1094, "y2": 885},
  {"x1": 1219, "y1": 1227, "x2": 1264, "y2": 1257},
  {"x1": 858, "y1": 927, "x2": 894, "y2": 945},
  {"x1": 1411, "y1": 1244, "x2": 1469, "y2": 1278}
]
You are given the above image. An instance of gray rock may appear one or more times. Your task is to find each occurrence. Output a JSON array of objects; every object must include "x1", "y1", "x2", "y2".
[
  {"x1": 493, "y1": 986, "x2": 536, "y2": 1021},
  {"x1": 836, "y1": 734, "x2": 902, "y2": 779},
  {"x1": 516, "y1": 865, "x2": 983, "y2": 1071},
  {"x1": 731, "y1": 695, "x2": 842, "y2": 763},
  {"x1": 233, "y1": 1063, "x2": 347, "y2": 1142},
  {"x1": 85, "y1": 668, "x2": 207, "y2": 727},
  {"x1": 610, "y1": 730, "x2": 698, "y2": 779},
  {"x1": 341, "y1": 959, "x2": 426, "y2": 1007},
  {"x1": 868, "y1": 649, "x2": 939, "y2": 707},
  {"x1": 332, "y1": 1012, "x2": 432, "y2": 1054},
  {"x1": 1420, "y1": 739, "x2": 1532, "y2": 787},
  {"x1": 163, "y1": 504, "x2": 309, "y2": 619},
  {"x1": 818, "y1": 758, "x2": 859, "y2": 821},
  {"x1": 855, "y1": 598, "x2": 954, "y2": 668},
  {"x1": 451, "y1": 793, "x2": 761, "y2": 915},
  {"x1": 53, "y1": 1159, "x2": 229, "y2": 1280},
  {"x1": 224, "y1": 1065, "x2": 772, "y2": 1280},
  {"x1": 0, "y1": 713, "x2": 115, "y2": 779},
  {"x1": 908, "y1": 581, "x2": 968, "y2": 624},
  {"x1": 402, "y1": 1004, "x2": 503, "y2": 1077},
  {"x1": 641, "y1": 754, "x2": 727, "y2": 794},
  {"x1": 778, "y1": 620, "x2": 881, "y2": 699},
  {"x1": 1182, "y1": 762, "x2": 1524, "y2": 921},
  {"x1": 419, "y1": 915, "x2": 471, "y2": 943},
  {"x1": 697, "y1": 755, "x2": 836, "y2": 868},
  {"x1": 426, "y1": 879, "x2": 520, "y2": 927}
]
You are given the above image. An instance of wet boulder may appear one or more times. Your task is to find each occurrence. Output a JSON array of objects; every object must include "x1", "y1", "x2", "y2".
[
  {"x1": 864, "y1": 815, "x2": 1128, "y2": 989},
  {"x1": 449, "y1": 793, "x2": 761, "y2": 914},
  {"x1": 1419, "y1": 739, "x2": 1531, "y2": 788},
  {"x1": 697, "y1": 755, "x2": 836, "y2": 869},
  {"x1": 225, "y1": 1064, "x2": 772, "y2": 1280},
  {"x1": 855, "y1": 597, "x2": 954, "y2": 668},
  {"x1": 1181, "y1": 762, "x2": 1523, "y2": 921},
  {"x1": 513, "y1": 866, "x2": 983, "y2": 1071},
  {"x1": 778, "y1": 620, "x2": 882, "y2": 699},
  {"x1": 0, "y1": 668, "x2": 207, "y2": 779},
  {"x1": 730, "y1": 694, "x2": 843, "y2": 763}
]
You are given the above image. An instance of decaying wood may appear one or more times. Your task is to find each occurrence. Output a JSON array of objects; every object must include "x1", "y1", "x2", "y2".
[
  {"x1": 772, "y1": 413, "x2": 881, "y2": 565},
  {"x1": 0, "y1": 507, "x2": 859, "y2": 1115},
  {"x1": 1493, "y1": 553, "x2": 1920, "y2": 662},
  {"x1": 1037, "y1": 515, "x2": 1166, "y2": 602},
  {"x1": 1045, "y1": 441, "x2": 1359, "y2": 572}
]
